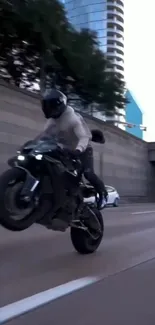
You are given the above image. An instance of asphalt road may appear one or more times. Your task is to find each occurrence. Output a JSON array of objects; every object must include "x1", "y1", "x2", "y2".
[{"x1": 1, "y1": 203, "x2": 155, "y2": 324}]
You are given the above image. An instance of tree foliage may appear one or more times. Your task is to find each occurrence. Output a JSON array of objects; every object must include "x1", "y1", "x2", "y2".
[{"x1": 0, "y1": 0, "x2": 128, "y2": 115}]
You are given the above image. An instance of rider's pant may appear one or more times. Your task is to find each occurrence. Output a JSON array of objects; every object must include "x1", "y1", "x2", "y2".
[{"x1": 80, "y1": 146, "x2": 107, "y2": 196}]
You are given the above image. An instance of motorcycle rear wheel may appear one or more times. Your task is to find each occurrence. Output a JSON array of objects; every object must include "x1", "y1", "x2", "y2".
[{"x1": 70, "y1": 205, "x2": 104, "y2": 254}]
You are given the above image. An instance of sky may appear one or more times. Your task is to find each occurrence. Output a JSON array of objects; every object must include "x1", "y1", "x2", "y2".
[{"x1": 124, "y1": 0, "x2": 155, "y2": 141}]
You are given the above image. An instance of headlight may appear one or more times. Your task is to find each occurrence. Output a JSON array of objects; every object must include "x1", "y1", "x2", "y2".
[
  {"x1": 17, "y1": 155, "x2": 25, "y2": 161},
  {"x1": 35, "y1": 154, "x2": 43, "y2": 160}
]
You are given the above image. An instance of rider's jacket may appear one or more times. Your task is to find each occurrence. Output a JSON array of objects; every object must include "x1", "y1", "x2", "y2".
[{"x1": 42, "y1": 106, "x2": 92, "y2": 152}]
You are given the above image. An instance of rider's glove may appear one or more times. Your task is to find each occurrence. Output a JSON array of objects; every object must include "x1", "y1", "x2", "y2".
[{"x1": 71, "y1": 149, "x2": 81, "y2": 159}]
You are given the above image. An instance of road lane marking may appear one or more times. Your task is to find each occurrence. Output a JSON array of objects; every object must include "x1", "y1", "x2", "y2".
[
  {"x1": 0, "y1": 277, "x2": 98, "y2": 324},
  {"x1": 131, "y1": 211, "x2": 155, "y2": 215}
]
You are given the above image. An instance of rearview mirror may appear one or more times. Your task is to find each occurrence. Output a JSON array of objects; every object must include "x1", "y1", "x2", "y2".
[{"x1": 91, "y1": 129, "x2": 105, "y2": 144}]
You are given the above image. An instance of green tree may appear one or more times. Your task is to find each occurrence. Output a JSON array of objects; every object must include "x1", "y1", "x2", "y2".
[
  {"x1": 95, "y1": 72, "x2": 127, "y2": 116},
  {"x1": 55, "y1": 29, "x2": 127, "y2": 115},
  {"x1": 0, "y1": 0, "x2": 128, "y2": 116},
  {"x1": 0, "y1": 0, "x2": 71, "y2": 87}
]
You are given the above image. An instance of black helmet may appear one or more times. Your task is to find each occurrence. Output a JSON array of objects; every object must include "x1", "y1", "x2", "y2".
[{"x1": 41, "y1": 88, "x2": 67, "y2": 119}]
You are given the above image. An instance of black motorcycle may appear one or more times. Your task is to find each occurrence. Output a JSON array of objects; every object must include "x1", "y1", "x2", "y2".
[{"x1": 0, "y1": 135, "x2": 104, "y2": 254}]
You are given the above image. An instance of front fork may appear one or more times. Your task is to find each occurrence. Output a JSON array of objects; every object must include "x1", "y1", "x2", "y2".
[{"x1": 19, "y1": 170, "x2": 40, "y2": 202}]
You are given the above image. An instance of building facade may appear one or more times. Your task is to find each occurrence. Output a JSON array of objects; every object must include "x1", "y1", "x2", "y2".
[
  {"x1": 64, "y1": 0, "x2": 125, "y2": 79},
  {"x1": 64, "y1": 1, "x2": 144, "y2": 138},
  {"x1": 125, "y1": 90, "x2": 143, "y2": 139}
]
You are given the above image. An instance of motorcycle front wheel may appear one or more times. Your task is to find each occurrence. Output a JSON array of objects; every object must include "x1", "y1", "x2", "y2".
[
  {"x1": 0, "y1": 168, "x2": 39, "y2": 231},
  {"x1": 70, "y1": 205, "x2": 104, "y2": 254}
]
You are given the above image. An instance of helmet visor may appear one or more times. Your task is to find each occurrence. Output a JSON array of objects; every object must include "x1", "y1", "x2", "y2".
[{"x1": 42, "y1": 98, "x2": 61, "y2": 118}]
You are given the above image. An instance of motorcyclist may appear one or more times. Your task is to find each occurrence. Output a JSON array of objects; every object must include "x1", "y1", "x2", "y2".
[{"x1": 40, "y1": 88, "x2": 108, "y2": 209}]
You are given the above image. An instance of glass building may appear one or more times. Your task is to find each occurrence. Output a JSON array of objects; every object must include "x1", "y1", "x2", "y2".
[
  {"x1": 64, "y1": 0, "x2": 125, "y2": 79},
  {"x1": 125, "y1": 90, "x2": 143, "y2": 139}
]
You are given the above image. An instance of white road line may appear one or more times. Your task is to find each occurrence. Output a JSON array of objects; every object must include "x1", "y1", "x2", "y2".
[
  {"x1": 0, "y1": 277, "x2": 98, "y2": 324},
  {"x1": 131, "y1": 211, "x2": 155, "y2": 215}
]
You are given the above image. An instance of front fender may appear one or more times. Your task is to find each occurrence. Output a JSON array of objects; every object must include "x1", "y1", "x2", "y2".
[
  {"x1": 7, "y1": 163, "x2": 40, "y2": 201},
  {"x1": 8, "y1": 156, "x2": 17, "y2": 167},
  {"x1": 19, "y1": 169, "x2": 40, "y2": 200}
]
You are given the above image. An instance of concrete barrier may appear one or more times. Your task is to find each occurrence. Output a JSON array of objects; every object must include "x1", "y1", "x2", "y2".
[{"x1": 0, "y1": 80, "x2": 153, "y2": 201}]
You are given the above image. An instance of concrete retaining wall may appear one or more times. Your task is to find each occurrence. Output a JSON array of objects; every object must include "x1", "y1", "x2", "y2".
[
  {"x1": 0, "y1": 80, "x2": 153, "y2": 200},
  {"x1": 85, "y1": 117, "x2": 150, "y2": 198}
]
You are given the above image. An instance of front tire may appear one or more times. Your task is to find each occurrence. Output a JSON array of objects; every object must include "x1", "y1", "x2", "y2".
[
  {"x1": 0, "y1": 168, "x2": 39, "y2": 231},
  {"x1": 70, "y1": 206, "x2": 104, "y2": 254}
]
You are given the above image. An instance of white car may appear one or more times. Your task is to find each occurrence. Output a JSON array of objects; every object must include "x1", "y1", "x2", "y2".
[
  {"x1": 83, "y1": 184, "x2": 120, "y2": 207},
  {"x1": 105, "y1": 185, "x2": 120, "y2": 207}
]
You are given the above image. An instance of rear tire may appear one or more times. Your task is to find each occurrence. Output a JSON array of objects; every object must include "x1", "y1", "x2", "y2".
[
  {"x1": 0, "y1": 168, "x2": 39, "y2": 231},
  {"x1": 113, "y1": 198, "x2": 119, "y2": 207},
  {"x1": 70, "y1": 206, "x2": 104, "y2": 254}
]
